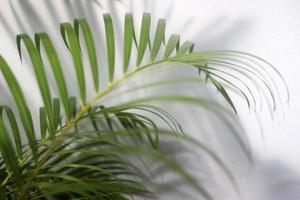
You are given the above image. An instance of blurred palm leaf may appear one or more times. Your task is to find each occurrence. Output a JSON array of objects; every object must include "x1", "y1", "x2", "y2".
[{"x1": 0, "y1": 12, "x2": 287, "y2": 200}]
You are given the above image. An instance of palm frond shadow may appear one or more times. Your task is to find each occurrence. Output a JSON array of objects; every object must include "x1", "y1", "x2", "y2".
[
  {"x1": 0, "y1": 12, "x2": 15, "y2": 40},
  {"x1": 236, "y1": 160, "x2": 300, "y2": 200},
  {"x1": 0, "y1": 1, "x2": 288, "y2": 200}
]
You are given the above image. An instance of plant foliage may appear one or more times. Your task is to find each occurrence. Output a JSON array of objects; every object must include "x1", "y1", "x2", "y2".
[{"x1": 0, "y1": 12, "x2": 288, "y2": 200}]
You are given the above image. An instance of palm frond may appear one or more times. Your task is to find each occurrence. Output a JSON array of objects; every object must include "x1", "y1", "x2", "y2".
[{"x1": 0, "y1": 12, "x2": 287, "y2": 200}]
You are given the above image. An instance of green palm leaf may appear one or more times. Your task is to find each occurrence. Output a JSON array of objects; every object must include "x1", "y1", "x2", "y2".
[
  {"x1": 0, "y1": 56, "x2": 37, "y2": 157},
  {"x1": 136, "y1": 13, "x2": 151, "y2": 66},
  {"x1": 123, "y1": 13, "x2": 136, "y2": 73},
  {"x1": 74, "y1": 19, "x2": 99, "y2": 92},
  {"x1": 103, "y1": 13, "x2": 116, "y2": 82},
  {"x1": 61, "y1": 23, "x2": 86, "y2": 104},
  {"x1": 35, "y1": 33, "x2": 71, "y2": 120},
  {"x1": 0, "y1": 12, "x2": 287, "y2": 200}
]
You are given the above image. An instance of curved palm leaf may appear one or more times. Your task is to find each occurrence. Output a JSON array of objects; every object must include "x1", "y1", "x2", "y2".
[{"x1": 0, "y1": 12, "x2": 287, "y2": 200}]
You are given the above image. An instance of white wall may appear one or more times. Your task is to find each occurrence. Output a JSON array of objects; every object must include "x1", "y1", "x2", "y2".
[
  {"x1": 174, "y1": 0, "x2": 300, "y2": 171},
  {"x1": 1, "y1": 0, "x2": 300, "y2": 199},
  {"x1": 122, "y1": 0, "x2": 300, "y2": 176},
  {"x1": 127, "y1": 0, "x2": 300, "y2": 170}
]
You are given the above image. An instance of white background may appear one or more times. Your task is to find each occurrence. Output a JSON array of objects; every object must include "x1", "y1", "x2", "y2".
[
  {"x1": 1, "y1": 0, "x2": 300, "y2": 199},
  {"x1": 139, "y1": 0, "x2": 300, "y2": 170}
]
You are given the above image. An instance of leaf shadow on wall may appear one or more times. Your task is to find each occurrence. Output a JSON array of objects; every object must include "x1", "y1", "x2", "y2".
[{"x1": 0, "y1": 0, "x2": 298, "y2": 199}]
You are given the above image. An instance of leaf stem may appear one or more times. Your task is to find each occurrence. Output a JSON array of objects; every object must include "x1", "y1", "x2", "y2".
[{"x1": 19, "y1": 59, "x2": 165, "y2": 199}]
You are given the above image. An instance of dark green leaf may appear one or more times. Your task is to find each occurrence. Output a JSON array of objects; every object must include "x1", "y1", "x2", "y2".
[
  {"x1": 0, "y1": 56, "x2": 37, "y2": 156},
  {"x1": 17, "y1": 34, "x2": 54, "y2": 133},
  {"x1": 1, "y1": 106, "x2": 22, "y2": 158},
  {"x1": 74, "y1": 19, "x2": 99, "y2": 92},
  {"x1": 53, "y1": 98, "x2": 61, "y2": 132},
  {"x1": 35, "y1": 33, "x2": 71, "y2": 120},
  {"x1": 39, "y1": 106, "x2": 47, "y2": 140},
  {"x1": 60, "y1": 23, "x2": 86, "y2": 104},
  {"x1": 0, "y1": 115, "x2": 19, "y2": 178}
]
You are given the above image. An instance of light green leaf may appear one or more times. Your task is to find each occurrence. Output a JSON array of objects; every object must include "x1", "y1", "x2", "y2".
[
  {"x1": 103, "y1": 13, "x2": 115, "y2": 82},
  {"x1": 163, "y1": 34, "x2": 180, "y2": 58},
  {"x1": 210, "y1": 76, "x2": 237, "y2": 114},
  {"x1": 123, "y1": 13, "x2": 135, "y2": 73},
  {"x1": 150, "y1": 18, "x2": 166, "y2": 61},
  {"x1": 176, "y1": 41, "x2": 194, "y2": 56},
  {"x1": 136, "y1": 13, "x2": 151, "y2": 66}
]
